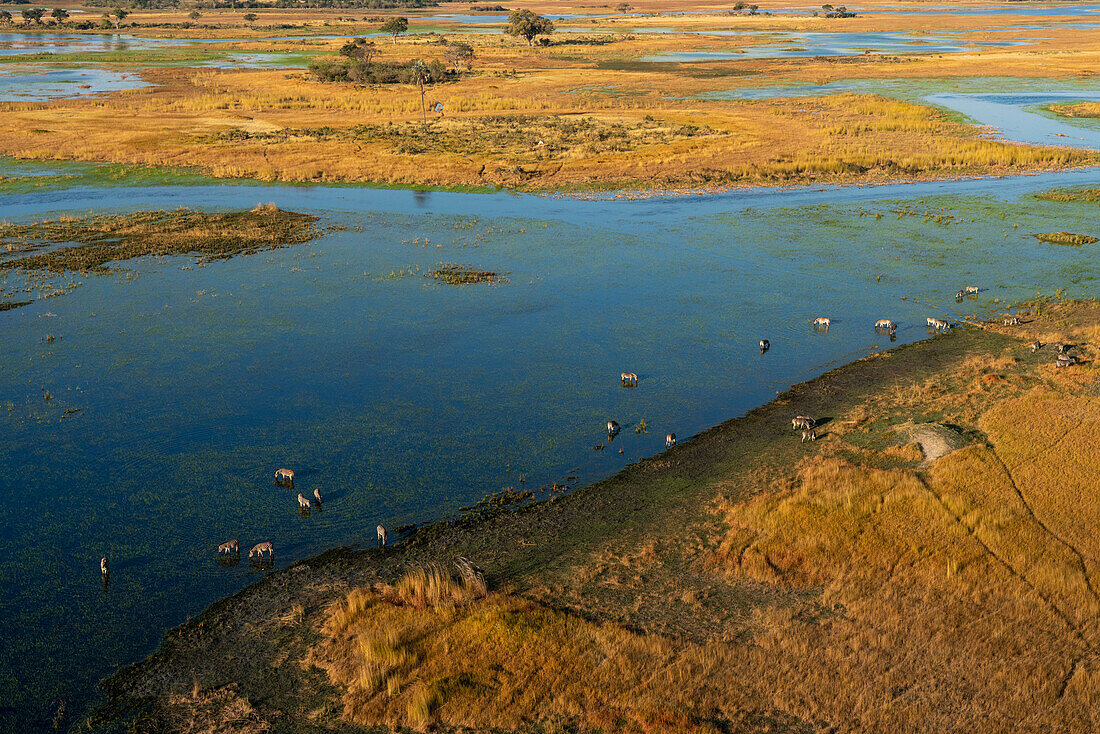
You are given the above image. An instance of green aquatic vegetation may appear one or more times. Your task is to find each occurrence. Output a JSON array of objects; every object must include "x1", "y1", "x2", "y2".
[
  {"x1": 1036, "y1": 187, "x2": 1100, "y2": 203},
  {"x1": 1032, "y1": 231, "x2": 1098, "y2": 246},
  {"x1": 428, "y1": 263, "x2": 505, "y2": 285},
  {"x1": 0, "y1": 205, "x2": 321, "y2": 274}
]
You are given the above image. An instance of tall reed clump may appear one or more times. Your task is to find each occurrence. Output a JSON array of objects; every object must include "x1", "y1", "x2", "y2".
[{"x1": 395, "y1": 557, "x2": 488, "y2": 608}]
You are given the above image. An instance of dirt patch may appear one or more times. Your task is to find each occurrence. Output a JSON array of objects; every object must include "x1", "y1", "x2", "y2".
[{"x1": 892, "y1": 422, "x2": 969, "y2": 462}]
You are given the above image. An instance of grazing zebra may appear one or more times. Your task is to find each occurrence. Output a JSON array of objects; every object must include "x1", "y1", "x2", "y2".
[
  {"x1": 377, "y1": 525, "x2": 387, "y2": 547},
  {"x1": 1056, "y1": 354, "x2": 1078, "y2": 368},
  {"x1": 926, "y1": 317, "x2": 937, "y2": 327},
  {"x1": 802, "y1": 429, "x2": 817, "y2": 442},
  {"x1": 792, "y1": 415, "x2": 816, "y2": 430},
  {"x1": 607, "y1": 420, "x2": 620, "y2": 436},
  {"x1": 620, "y1": 372, "x2": 638, "y2": 386},
  {"x1": 313, "y1": 488, "x2": 322, "y2": 505},
  {"x1": 274, "y1": 468, "x2": 295, "y2": 483},
  {"x1": 1030, "y1": 340, "x2": 1042, "y2": 352},
  {"x1": 249, "y1": 542, "x2": 274, "y2": 559},
  {"x1": 1057, "y1": 343, "x2": 1075, "y2": 355},
  {"x1": 759, "y1": 339, "x2": 770, "y2": 352},
  {"x1": 874, "y1": 319, "x2": 895, "y2": 331},
  {"x1": 1003, "y1": 316, "x2": 1021, "y2": 326},
  {"x1": 100, "y1": 557, "x2": 108, "y2": 577},
  {"x1": 955, "y1": 290, "x2": 966, "y2": 300},
  {"x1": 218, "y1": 539, "x2": 239, "y2": 555},
  {"x1": 813, "y1": 317, "x2": 831, "y2": 328},
  {"x1": 929, "y1": 318, "x2": 951, "y2": 331},
  {"x1": 297, "y1": 493, "x2": 311, "y2": 510},
  {"x1": 665, "y1": 433, "x2": 676, "y2": 448},
  {"x1": 965, "y1": 286, "x2": 980, "y2": 294}
]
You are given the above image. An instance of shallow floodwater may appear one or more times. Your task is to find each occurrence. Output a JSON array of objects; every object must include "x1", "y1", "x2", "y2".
[
  {"x1": 2, "y1": 164, "x2": 1100, "y2": 729},
  {"x1": 708, "y1": 77, "x2": 1100, "y2": 149},
  {"x1": 640, "y1": 30, "x2": 1034, "y2": 60},
  {"x1": 0, "y1": 64, "x2": 149, "y2": 101}
]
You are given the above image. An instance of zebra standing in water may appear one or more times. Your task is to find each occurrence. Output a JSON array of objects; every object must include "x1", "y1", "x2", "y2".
[{"x1": 377, "y1": 525, "x2": 388, "y2": 547}]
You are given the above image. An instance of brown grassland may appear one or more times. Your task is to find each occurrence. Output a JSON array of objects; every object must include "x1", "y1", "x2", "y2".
[
  {"x1": 97, "y1": 299, "x2": 1100, "y2": 732},
  {"x1": 2, "y1": 2, "x2": 1100, "y2": 191}
]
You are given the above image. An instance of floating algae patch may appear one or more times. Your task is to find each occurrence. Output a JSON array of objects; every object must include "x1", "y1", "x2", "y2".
[
  {"x1": 0, "y1": 204, "x2": 321, "y2": 274},
  {"x1": 1032, "y1": 231, "x2": 1098, "y2": 246},
  {"x1": 1036, "y1": 187, "x2": 1100, "y2": 203},
  {"x1": 428, "y1": 263, "x2": 507, "y2": 285}
]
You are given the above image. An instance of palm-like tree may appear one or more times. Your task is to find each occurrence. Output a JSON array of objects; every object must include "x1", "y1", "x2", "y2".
[{"x1": 410, "y1": 60, "x2": 431, "y2": 128}]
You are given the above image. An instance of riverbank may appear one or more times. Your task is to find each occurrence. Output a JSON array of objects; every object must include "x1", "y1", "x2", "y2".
[{"x1": 93, "y1": 299, "x2": 1100, "y2": 732}]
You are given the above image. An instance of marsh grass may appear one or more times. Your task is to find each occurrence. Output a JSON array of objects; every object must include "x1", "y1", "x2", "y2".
[
  {"x1": 428, "y1": 263, "x2": 505, "y2": 285},
  {"x1": 1033, "y1": 231, "x2": 1098, "y2": 246},
  {"x1": 0, "y1": 205, "x2": 320, "y2": 273}
]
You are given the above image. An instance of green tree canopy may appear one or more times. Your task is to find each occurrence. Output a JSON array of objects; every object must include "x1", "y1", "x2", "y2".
[
  {"x1": 109, "y1": 7, "x2": 128, "y2": 28},
  {"x1": 380, "y1": 16, "x2": 407, "y2": 43},
  {"x1": 504, "y1": 9, "x2": 553, "y2": 46},
  {"x1": 21, "y1": 7, "x2": 45, "y2": 23},
  {"x1": 51, "y1": 7, "x2": 69, "y2": 21}
]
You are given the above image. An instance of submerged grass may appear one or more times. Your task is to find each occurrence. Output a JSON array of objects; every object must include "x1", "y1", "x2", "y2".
[
  {"x1": 428, "y1": 263, "x2": 505, "y2": 285},
  {"x1": 0, "y1": 204, "x2": 320, "y2": 273},
  {"x1": 1032, "y1": 231, "x2": 1098, "y2": 246}
]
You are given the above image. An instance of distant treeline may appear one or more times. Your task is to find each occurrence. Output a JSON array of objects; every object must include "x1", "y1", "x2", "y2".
[{"x1": 82, "y1": 0, "x2": 447, "y2": 8}]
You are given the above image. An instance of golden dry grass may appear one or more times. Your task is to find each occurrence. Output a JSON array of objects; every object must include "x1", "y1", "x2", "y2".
[{"x1": 1, "y1": 18, "x2": 1097, "y2": 190}]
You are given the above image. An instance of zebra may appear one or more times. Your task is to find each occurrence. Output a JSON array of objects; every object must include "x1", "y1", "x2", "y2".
[
  {"x1": 218, "y1": 539, "x2": 239, "y2": 555},
  {"x1": 929, "y1": 318, "x2": 951, "y2": 331},
  {"x1": 100, "y1": 557, "x2": 109, "y2": 577},
  {"x1": 759, "y1": 339, "x2": 770, "y2": 352},
  {"x1": 1003, "y1": 316, "x2": 1021, "y2": 326},
  {"x1": 813, "y1": 317, "x2": 831, "y2": 328},
  {"x1": 313, "y1": 488, "x2": 322, "y2": 505},
  {"x1": 377, "y1": 525, "x2": 387, "y2": 547},
  {"x1": 274, "y1": 468, "x2": 295, "y2": 483},
  {"x1": 874, "y1": 319, "x2": 895, "y2": 331},
  {"x1": 607, "y1": 420, "x2": 620, "y2": 437},
  {"x1": 620, "y1": 372, "x2": 638, "y2": 386},
  {"x1": 802, "y1": 429, "x2": 817, "y2": 442},
  {"x1": 248, "y1": 542, "x2": 273, "y2": 559},
  {"x1": 792, "y1": 415, "x2": 816, "y2": 430},
  {"x1": 297, "y1": 493, "x2": 311, "y2": 510},
  {"x1": 1030, "y1": 340, "x2": 1042, "y2": 352},
  {"x1": 965, "y1": 286, "x2": 980, "y2": 294},
  {"x1": 1056, "y1": 354, "x2": 1078, "y2": 368},
  {"x1": 954, "y1": 290, "x2": 966, "y2": 300},
  {"x1": 665, "y1": 433, "x2": 676, "y2": 448},
  {"x1": 1057, "y1": 343, "x2": 1076, "y2": 355}
]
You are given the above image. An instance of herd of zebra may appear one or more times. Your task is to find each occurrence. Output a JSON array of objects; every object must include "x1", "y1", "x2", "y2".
[{"x1": 208, "y1": 468, "x2": 390, "y2": 566}]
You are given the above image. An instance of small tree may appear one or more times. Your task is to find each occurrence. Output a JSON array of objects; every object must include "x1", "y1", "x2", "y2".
[
  {"x1": 0, "y1": 10, "x2": 12, "y2": 25},
  {"x1": 51, "y1": 7, "x2": 69, "y2": 23},
  {"x1": 410, "y1": 59, "x2": 430, "y2": 127},
  {"x1": 445, "y1": 41, "x2": 474, "y2": 72},
  {"x1": 243, "y1": 12, "x2": 257, "y2": 22},
  {"x1": 340, "y1": 37, "x2": 378, "y2": 64},
  {"x1": 615, "y1": 2, "x2": 631, "y2": 13},
  {"x1": 504, "y1": 9, "x2": 553, "y2": 46},
  {"x1": 188, "y1": 10, "x2": 201, "y2": 19},
  {"x1": 380, "y1": 16, "x2": 407, "y2": 44},
  {"x1": 109, "y1": 7, "x2": 128, "y2": 28},
  {"x1": 21, "y1": 7, "x2": 45, "y2": 24}
]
